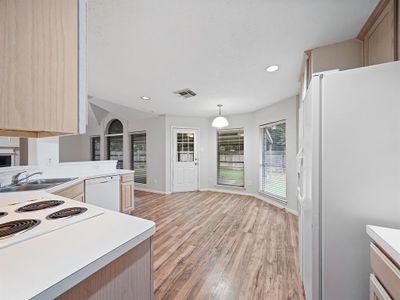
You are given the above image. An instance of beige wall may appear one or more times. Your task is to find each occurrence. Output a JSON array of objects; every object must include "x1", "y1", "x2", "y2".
[{"x1": 312, "y1": 39, "x2": 363, "y2": 73}]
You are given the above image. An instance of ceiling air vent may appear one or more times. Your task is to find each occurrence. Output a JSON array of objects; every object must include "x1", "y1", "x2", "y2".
[{"x1": 174, "y1": 88, "x2": 197, "y2": 99}]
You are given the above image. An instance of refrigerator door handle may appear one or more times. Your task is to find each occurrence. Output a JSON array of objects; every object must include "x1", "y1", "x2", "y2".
[
  {"x1": 296, "y1": 148, "x2": 304, "y2": 173},
  {"x1": 296, "y1": 148, "x2": 306, "y2": 204}
]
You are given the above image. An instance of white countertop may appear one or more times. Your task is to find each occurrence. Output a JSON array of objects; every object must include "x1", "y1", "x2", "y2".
[
  {"x1": 45, "y1": 169, "x2": 134, "y2": 194},
  {"x1": 0, "y1": 168, "x2": 134, "y2": 206},
  {"x1": 0, "y1": 165, "x2": 155, "y2": 300},
  {"x1": 367, "y1": 225, "x2": 400, "y2": 266}
]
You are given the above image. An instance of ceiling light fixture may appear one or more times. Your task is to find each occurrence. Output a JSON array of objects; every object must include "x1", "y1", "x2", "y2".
[
  {"x1": 140, "y1": 96, "x2": 151, "y2": 100},
  {"x1": 212, "y1": 104, "x2": 229, "y2": 128},
  {"x1": 266, "y1": 65, "x2": 279, "y2": 73}
]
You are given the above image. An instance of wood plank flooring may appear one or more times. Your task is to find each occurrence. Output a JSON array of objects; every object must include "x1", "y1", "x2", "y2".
[{"x1": 132, "y1": 191, "x2": 305, "y2": 300}]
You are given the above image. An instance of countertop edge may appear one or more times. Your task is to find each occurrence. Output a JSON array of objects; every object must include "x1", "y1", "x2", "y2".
[
  {"x1": 367, "y1": 225, "x2": 400, "y2": 266},
  {"x1": 31, "y1": 225, "x2": 156, "y2": 300},
  {"x1": 45, "y1": 170, "x2": 134, "y2": 194}
]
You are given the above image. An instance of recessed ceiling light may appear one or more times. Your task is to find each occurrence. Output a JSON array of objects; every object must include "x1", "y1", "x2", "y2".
[
  {"x1": 266, "y1": 65, "x2": 279, "y2": 73},
  {"x1": 140, "y1": 96, "x2": 151, "y2": 100}
]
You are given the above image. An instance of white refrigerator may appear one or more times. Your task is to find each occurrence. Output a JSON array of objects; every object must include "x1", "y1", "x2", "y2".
[{"x1": 298, "y1": 61, "x2": 400, "y2": 300}]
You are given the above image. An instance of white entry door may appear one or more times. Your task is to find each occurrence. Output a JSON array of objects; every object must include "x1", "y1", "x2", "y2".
[{"x1": 172, "y1": 128, "x2": 199, "y2": 192}]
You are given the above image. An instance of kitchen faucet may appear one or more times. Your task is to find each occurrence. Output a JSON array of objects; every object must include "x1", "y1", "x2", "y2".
[
  {"x1": 11, "y1": 171, "x2": 27, "y2": 185},
  {"x1": 11, "y1": 171, "x2": 43, "y2": 185}
]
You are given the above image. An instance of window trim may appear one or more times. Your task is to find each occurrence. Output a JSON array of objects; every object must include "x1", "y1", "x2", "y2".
[
  {"x1": 130, "y1": 131, "x2": 147, "y2": 185},
  {"x1": 216, "y1": 128, "x2": 245, "y2": 188},
  {"x1": 104, "y1": 133, "x2": 123, "y2": 138},
  {"x1": 259, "y1": 120, "x2": 287, "y2": 202}
]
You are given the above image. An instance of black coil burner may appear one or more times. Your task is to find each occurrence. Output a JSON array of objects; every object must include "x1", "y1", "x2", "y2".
[
  {"x1": 0, "y1": 219, "x2": 40, "y2": 240},
  {"x1": 0, "y1": 212, "x2": 7, "y2": 218},
  {"x1": 46, "y1": 207, "x2": 88, "y2": 220},
  {"x1": 16, "y1": 200, "x2": 65, "y2": 213}
]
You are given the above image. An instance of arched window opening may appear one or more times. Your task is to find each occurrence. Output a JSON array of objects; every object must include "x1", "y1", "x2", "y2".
[{"x1": 107, "y1": 119, "x2": 123, "y2": 135}]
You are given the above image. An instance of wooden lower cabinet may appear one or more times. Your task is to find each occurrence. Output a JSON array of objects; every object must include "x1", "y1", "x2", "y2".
[
  {"x1": 370, "y1": 274, "x2": 392, "y2": 300},
  {"x1": 370, "y1": 242, "x2": 400, "y2": 300},
  {"x1": 57, "y1": 238, "x2": 154, "y2": 300},
  {"x1": 73, "y1": 193, "x2": 85, "y2": 203},
  {"x1": 120, "y1": 174, "x2": 134, "y2": 213},
  {"x1": 53, "y1": 181, "x2": 85, "y2": 202}
]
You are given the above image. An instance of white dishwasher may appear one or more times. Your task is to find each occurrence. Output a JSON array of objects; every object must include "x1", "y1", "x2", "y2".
[{"x1": 85, "y1": 176, "x2": 120, "y2": 211}]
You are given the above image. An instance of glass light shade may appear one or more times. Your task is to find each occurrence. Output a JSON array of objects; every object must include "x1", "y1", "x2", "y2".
[{"x1": 212, "y1": 116, "x2": 229, "y2": 128}]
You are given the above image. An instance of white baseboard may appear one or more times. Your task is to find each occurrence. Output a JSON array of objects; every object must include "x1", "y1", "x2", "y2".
[
  {"x1": 201, "y1": 187, "x2": 252, "y2": 197},
  {"x1": 135, "y1": 187, "x2": 170, "y2": 195},
  {"x1": 285, "y1": 207, "x2": 299, "y2": 216},
  {"x1": 200, "y1": 188, "x2": 298, "y2": 216},
  {"x1": 140, "y1": 187, "x2": 299, "y2": 215}
]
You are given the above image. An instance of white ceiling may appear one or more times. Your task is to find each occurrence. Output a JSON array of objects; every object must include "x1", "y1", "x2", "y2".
[{"x1": 88, "y1": 0, "x2": 378, "y2": 117}]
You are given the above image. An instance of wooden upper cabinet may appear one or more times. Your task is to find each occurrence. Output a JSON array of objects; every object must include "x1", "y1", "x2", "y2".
[
  {"x1": 0, "y1": 0, "x2": 87, "y2": 138},
  {"x1": 358, "y1": 0, "x2": 399, "y2": 66}
]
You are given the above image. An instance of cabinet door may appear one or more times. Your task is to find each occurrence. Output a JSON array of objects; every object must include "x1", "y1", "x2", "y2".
[
  {"x1": 121, "y1": 181, "x2": 134, "y2": 213},
  {"x1": 370, "y1": 243, "x2": 400, "y2": 300},
  {"x1": 54, "y1": 182, "x2": 85, "y2": 200},
  {"x1": 370, "y1": 274, "x2": 392, "y2": 300},
  {"x1": 361, "y1": 0, "x2": 397, "y2": 66},
  {"x1": 0, "y1": 0, "x2": 86, "y2": 137},
  {"x1": 73, "y1": 193, "x2": 85, "y2": 203}
]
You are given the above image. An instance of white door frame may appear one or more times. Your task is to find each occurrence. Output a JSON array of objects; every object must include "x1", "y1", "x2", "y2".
[{"x1": 170, "y1": 126, "x2": 200, "y2": 193}]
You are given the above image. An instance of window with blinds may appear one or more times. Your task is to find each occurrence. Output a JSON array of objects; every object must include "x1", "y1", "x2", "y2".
[
  {"x1": 131, "y1": 132, "x2": 147, "y2": 184},
  {"x1": 260, "y1": 121, "x2": 286, "y2": 200},
  {"x1": 106, "y1": 119, "x2": 124, "y2": 169},
  {"x1": 217, "y1": 128, "x2": 244, "y2": 187},
  {"x1": 91, "y1": 136, "x2": 100, "y2": 161}
]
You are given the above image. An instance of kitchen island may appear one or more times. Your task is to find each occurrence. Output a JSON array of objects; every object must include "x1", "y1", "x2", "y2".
[{"x1": 0, "y1": 162, "x2": 155, "y2": 300}]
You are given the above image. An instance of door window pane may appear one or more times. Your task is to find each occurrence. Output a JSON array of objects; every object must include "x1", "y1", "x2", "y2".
[
  {"x1": 131, "y1": 132, "x2": 147, "y2": 184},
  {"x1": 217, "y1": 129, "x2": 244, "y2": 187},
  {"x1": 260, "y1": 121, "x2": 286, "y2": 199},
  {"x1": 177, "y1": 133, "x2": 194, "y2": 162}
]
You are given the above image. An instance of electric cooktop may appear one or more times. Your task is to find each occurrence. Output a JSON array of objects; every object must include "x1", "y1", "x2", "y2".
[{"x1": 0, "y1": 193, "x2": 103, "y2": 249}]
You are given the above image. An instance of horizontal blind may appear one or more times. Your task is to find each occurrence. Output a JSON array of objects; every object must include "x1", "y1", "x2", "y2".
[
  {"x1": 91, "y1": 136, "x2": 100, "y2": 161},
  {"x1": 107, "y1": 135, "x2": 123, "y2": 169},
  {"x1": 131, "y1": 132, "x2": 147, "y2": 184},
  {"x1": 217, "y1": 128, "x2": 244, "y2": 187},
  {"x1": 261, "y1": 121, "x2": 286, "y2": 199}
]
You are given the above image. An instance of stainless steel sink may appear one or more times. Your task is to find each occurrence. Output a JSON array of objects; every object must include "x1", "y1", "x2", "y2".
[
  {"x1": 0, "y1": 184, "x2": 54, "y2": 193},
  {"x1": 27, "y1": 178, "x2": 78, "y2": 185},
  {"x1": 0, "y1": 177, "x2": 78, "y2": 193}
]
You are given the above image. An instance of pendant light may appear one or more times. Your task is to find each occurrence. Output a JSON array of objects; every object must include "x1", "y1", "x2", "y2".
[{"x1": 212, "y1": 104, "x2": 229, "y2": 128}]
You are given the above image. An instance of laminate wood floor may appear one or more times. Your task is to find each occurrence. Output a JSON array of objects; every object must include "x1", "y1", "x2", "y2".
[{"x1": 133, "y1": 191, "x2": 305, "y2": 300}]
